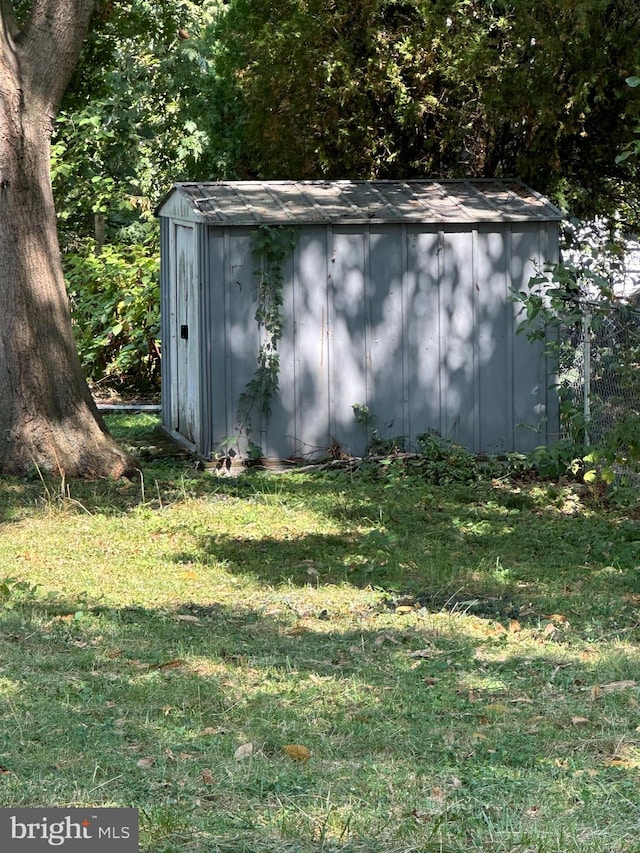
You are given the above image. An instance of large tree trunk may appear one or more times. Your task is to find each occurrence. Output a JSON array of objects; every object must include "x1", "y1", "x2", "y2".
[{"x1": 0, "y1": 0, "x2": 138, "y2": 478}]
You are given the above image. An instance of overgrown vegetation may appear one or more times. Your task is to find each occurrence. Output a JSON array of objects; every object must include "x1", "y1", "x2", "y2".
[
  {"x1": 233, "y1": 226, "x2": 297, "y2": 455},
  {"x1": 1, "y1": 414, "x2": 639, "y2": 852},
  {"x1": 206, "y1": 0, "x2": 640, "y2": 218},
  {"x1": 512, "y1": 222, "x2": 640, "y2": 497},
  {"x1": 65, "y1": 239, "x2": 161, "y2": 392}
]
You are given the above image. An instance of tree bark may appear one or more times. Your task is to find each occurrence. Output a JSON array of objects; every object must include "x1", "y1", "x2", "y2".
[{"x1": 0, "y1": 0, "x2": 139, "y2": 478}]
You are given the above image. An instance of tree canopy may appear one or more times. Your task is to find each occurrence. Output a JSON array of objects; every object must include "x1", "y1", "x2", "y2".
[
  {"x1": 200, "y1": 0, "x2": 640, "y2": 219},
  {"x1": 51, "y1": 0, "x2": 640, "y2": 239}
]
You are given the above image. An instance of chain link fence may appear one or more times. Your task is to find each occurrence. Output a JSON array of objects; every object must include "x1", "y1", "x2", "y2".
[{"x1": 559, "y1": 300, "x2": 640, "y2": 446}]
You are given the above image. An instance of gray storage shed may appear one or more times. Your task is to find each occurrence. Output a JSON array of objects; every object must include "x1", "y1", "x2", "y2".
[{"x1": 157, "y1": 179, "x2": 562, "y2": 460}]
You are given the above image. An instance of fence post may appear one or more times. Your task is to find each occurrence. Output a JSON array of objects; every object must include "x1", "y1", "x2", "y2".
[{"x1": 583, "y1": 302, "x2": 591, "y2": 446}]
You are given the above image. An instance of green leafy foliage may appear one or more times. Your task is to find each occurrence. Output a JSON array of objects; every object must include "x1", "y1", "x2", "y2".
[
  {"x1": 512, "y1": 236, "x2": 640, "y2": 501},
  {"x1": 414, "y1": 431, "x2": 480, "y2": 484},
  {"x1": 352, "y1": 403, "x2": 406, "y2": 456},
  {"x1": 616, "y1": 74, "x2": 640, "y2": 165},
  {"x1": 50, "y1": 1, "x2": 224, "y2": 395},
  {"x1": 204, "y1": 0, "x2": 640, "y2": 218},
  {"x1": 63, "y1": 239, "x2": 160, "y2": 391},
  {"x1": 54, "y1": 0, "x2": 221, "y2": 248},
  {"x1": 0, "y1": 577, "x2": 39, "y2": 610}
]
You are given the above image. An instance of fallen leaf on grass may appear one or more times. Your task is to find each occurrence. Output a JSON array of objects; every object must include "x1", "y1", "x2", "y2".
[
  {"x1": 148, "y1": 659, "x2": 186, "y2": 671},
  {"x1": 600, "y1": 680, "x2": 638, "y2": 693},
  {"x1": 509, "y1": 619, "x2": 522, "y2": 633},
  {"x1": 283, "y1": 744, "x2": 311, "y2": 762},
  {"x1": 234, "y1": 743, "x2": 254, "y2": 760},
  {"x1": 285, "y1": 623, "x2": 308, "y2": 636},
  {"x1": 603, "y1": 757, "x2": 634, "y2": 767},
  {"x1": 571, "y1": 716, "x2": 591, "y2": 726},
  {"x1": 395, "y1": 605, "x2": 416, "y2": 615},
  {"x1": 408, "y1": 647, "x2": 439, "y2": 659},
  {"x1": 374, "y1": 633, "x2": 400, "y2": 646},
  {"x1": 136, "y1": 757, "x2": 155, "y2": 769},
  {"x1": 470, "y1": 732, "x2": 488, "y2": 742},
  {"x1": 430, "y1": 785, "x2": 446, "y2": 803}
]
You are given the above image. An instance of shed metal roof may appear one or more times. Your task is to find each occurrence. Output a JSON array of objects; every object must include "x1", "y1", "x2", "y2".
[{"x1": 158, "y1": 179, "x2": 563, "y2": 225}]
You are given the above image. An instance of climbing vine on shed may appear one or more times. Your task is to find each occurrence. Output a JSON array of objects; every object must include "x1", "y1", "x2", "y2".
[{"x1": 235, "y1": 225, "x2": 297, "y2": 455}]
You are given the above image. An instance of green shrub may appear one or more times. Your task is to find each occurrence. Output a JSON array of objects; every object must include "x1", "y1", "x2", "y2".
[
  {"x1": 415, "y1": 431, "x2": 480, "y2": 484},
  {"x1": 63, "y1": 239, "x2": 160, "y2": 392}
]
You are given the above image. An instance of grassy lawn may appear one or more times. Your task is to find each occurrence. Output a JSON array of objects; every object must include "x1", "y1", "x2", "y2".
[{"x1": 1, "y1": 414, "x2": 639, "y2": 852}]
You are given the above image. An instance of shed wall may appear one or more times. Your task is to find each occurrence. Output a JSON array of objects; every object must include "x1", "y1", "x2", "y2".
[{"x1": 182, "y1": 220, "x2": 559, "y2": 460}]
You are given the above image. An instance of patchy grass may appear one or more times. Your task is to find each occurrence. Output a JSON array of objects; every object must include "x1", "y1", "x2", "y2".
[{"x1": 0, "y1": 414, "x2": 639, "y2": 852}]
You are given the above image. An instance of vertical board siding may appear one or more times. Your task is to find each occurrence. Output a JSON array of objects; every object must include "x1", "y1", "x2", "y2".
[
  {"x1": 198, "y1": 224, "x2": 210, "y2": 454},
  {"x1": 441, "y1": 227, "x2": 477, "y2": 448},
  {"x1": 511, "y1": 225, "x2": 547, "y2": 451},
  {"x1": 329, "y1": 228, "x2": 368, "y2": 453},
  {"x1": 367, "y1": 226, "x2": 406, "y2": 444},
  {"x1": 405, "y1": 228, "x2": 443, "y2": 443},
  {"x1": 159, "y1": 217, "x2": 172, "y2": 431},
  {"x1": 476, "y1": 226, "x2": 512, "y2": 453},
  {"x1": 173, "y1": 223, "x2": 199, "y2": 446},
  {"x1": 263, "y1": 247, "x2": 296, "y2": 457},
  {"x1": 288, "y1": 227, "x2": 331, "y2": 457},
  {"x1": 205, "y1": 228, "x2": 226, "y2": 456},
  {"x1": 224, "y1": 228, "x2": 260, "y2": 454},
  {"x1": 162, "y1": 211, "x2": 559, "y2": 459}
]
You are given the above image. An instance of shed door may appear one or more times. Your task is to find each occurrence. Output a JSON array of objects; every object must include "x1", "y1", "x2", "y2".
[{"x1": 173, "y1": 223, "x2": 199, "y2": 445}]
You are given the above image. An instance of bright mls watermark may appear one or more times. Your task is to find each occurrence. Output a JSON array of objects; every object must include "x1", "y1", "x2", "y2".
[{"x1": 0, "y1": 809, "x2": 138, "y2": 852}]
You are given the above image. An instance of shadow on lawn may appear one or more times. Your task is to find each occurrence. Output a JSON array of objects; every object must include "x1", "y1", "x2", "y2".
[
  {"x1": 1, "y1": 463, "x2": 639, "y2": 630},
  {"x1": 174, "y1": 471, "x2": 640, "y2": 631},
  {"x1": 2, "y1": 573, "x2": 639, "y2": 850},
  {"x1": 1, "y1": 594, "x2": 635, "y2": 771}
]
